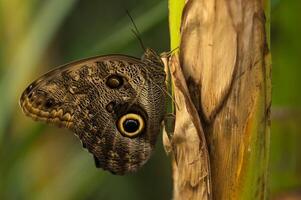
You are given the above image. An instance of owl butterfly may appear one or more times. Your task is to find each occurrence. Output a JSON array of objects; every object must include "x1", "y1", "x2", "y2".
[{"x1": 20, "y1": 48, "x2": 166, "y2": 175}]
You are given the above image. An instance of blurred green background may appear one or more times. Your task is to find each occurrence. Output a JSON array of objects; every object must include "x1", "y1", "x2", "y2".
[{"x1": 0, "y1": 0, "x2": 300, "y2": 199}]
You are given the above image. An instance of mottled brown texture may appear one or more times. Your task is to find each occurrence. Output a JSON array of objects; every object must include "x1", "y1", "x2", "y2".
[
  {"x1": 163, "y1": 55, "x2": 211, "y2": 200},
  {"x1": 20, "y1": 49, "x2": 166, "y2": 175},
  {"x1": 178, "y1": 0, "x2": 270, "y2": 199}
]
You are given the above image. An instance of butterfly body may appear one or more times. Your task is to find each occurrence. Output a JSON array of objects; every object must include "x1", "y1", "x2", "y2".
[{"x1": 20, "y1": 49, "x2": 166, "y2": 175}]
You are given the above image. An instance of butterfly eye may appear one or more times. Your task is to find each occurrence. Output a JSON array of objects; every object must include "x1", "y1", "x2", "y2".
[
  {"x1": 117, "y1": 113, "x2": 144, "y2": 137},
  {"x1": 106, "y1": 75, "x2": 124, "y2": 89},
  {"x1": 44, "y1": 98, "x2": 55, "y2": 109}
]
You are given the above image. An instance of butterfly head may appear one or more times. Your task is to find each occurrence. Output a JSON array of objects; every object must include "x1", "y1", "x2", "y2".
[
  {"x1": 142, "y1": 48, "x2": 163, "y2": 67},
  {"x1": 20, "y1": 76, "x2": 74, "y2": 128}
]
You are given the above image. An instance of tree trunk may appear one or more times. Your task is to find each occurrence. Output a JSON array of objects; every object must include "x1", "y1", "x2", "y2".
[{"x1": 165, "y1": 0, "x2": 271, "y2": 199}]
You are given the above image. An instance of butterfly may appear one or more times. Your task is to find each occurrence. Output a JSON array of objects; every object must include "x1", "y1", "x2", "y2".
[{"x1": 19, "y1": 48, "x2": 166, "y2": 175}]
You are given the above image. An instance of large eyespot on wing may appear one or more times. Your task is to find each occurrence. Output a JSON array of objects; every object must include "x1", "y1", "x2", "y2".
[{"x1": 117, "y1": 113, "x2": 145, "y2": 138}]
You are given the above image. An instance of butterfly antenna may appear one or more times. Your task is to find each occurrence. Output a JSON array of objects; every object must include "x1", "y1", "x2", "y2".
[{"x1": 126, "y1": 10, "x2": 146, "y2": 51}]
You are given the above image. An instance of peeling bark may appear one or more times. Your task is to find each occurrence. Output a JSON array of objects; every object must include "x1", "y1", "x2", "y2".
[
  {"x1": 163, "y1": 55, "x2": 211, "y2": 200},
  {"x1": 166, "y1": 0, "x2": 271, "y2": 199}
]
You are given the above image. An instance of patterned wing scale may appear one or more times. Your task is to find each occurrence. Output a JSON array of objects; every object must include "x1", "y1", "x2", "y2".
[{"x1": 20, "y1": 49, "x2": 166, "y2": 175}]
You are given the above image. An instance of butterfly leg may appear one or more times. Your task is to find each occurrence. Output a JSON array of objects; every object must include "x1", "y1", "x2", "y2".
[
  {"x1": 162, "y1": 113, "x2": 179, "y2": 165},
  {"x1": 163, "y1": 113, "x2": 175, "y2": 143}
]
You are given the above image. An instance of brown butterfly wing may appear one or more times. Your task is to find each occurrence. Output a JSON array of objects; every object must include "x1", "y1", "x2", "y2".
[{"x1": 20, "y1": 51, "x2": 166, "y2": 175}]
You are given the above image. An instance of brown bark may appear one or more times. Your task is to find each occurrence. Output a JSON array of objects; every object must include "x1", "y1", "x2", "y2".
[
  {"x1": 165, "y1": 0, "x2": 271, "y2": 199},
  {"x1": 163, "y1": 55, "x2": 211, "y2": 200}
]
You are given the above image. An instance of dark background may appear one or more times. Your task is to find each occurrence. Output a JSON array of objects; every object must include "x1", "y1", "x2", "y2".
[{"x1": 0, "y1": 0, "x2": 300, "y2": 199}]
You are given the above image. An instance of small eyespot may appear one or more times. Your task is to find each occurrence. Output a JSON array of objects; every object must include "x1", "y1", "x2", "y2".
[
  {"x1": 106, "y1": 75, "x2": 123, "y2": 89},
  {"x1": 117, "y1": 113, "x2": 144, "y2": 138},
  {"x1": 44, "y1": 98, "x2": 55, "y2": 109},
  {"x1": 106, "y1": 101, "x2": 115, "y2": 113}
]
